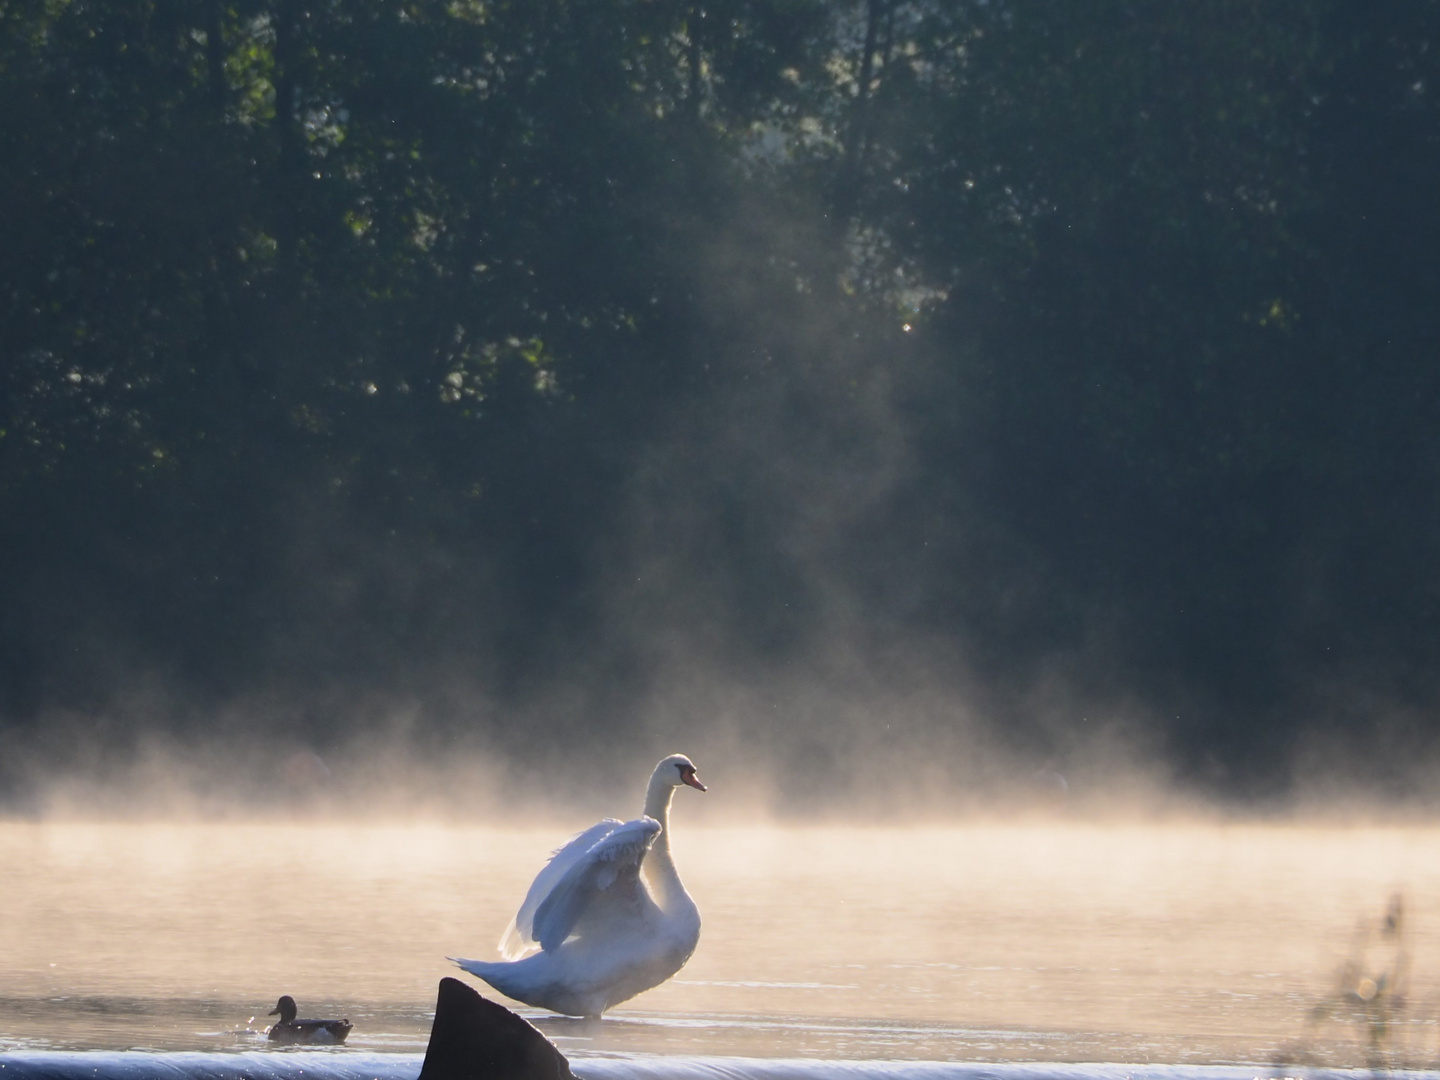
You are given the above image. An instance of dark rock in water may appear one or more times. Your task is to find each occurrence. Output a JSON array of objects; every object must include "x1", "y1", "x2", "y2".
[{"x1": 419, "y1": 978, "x2": 575, "y2": 1080}]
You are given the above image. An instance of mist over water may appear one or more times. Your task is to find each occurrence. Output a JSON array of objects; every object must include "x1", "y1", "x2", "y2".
[
  {"x1": 3, "y1": 818, "x2": 1439, "y2": 1067},
  {"x1": 4, "y1": 8, "x2": 1439, "y2": 1076}
]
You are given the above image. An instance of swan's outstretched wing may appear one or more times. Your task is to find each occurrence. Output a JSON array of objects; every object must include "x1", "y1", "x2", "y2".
[
  {"x1": 499, "y1": 819, "x2": 624, "y2": 959},
  {"x1": 532, "y1": 816, "x2": 662, "y2": 952}
]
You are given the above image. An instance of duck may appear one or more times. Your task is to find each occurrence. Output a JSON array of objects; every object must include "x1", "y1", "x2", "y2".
[
  {"x1": 451, "y1": 753, "x2": 707, "y2": 1017},
  {"x1": 265, "y1": 995, "x2": 353, "y2": 1044}
]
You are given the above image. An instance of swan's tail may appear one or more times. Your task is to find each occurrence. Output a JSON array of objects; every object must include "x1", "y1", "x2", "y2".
[
  {"x1": 447, "y1": 956, "x2": 500, "y2": 980},
  {"x1": 448, "y1": 955, "x2": 535, "y2": 1010}
]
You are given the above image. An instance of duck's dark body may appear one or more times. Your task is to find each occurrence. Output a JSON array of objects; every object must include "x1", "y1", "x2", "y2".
[{"x1": 266, "y1": 996, "x2": 353, "y2": 1045}]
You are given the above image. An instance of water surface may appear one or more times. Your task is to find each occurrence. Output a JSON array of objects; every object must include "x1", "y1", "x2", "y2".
[{"x1": 1, "y1": 822, "x2": 1436, "y2": 1067}]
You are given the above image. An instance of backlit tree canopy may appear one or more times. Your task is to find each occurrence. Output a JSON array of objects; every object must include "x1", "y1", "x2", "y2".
[{"x1": 2, "y1": 0, "x2": 1438, "y2": 798}]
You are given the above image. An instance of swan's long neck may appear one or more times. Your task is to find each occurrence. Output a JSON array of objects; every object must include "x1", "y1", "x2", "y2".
[{"x1": 641, "y1": 771, "x2": 691, "y2": 911}]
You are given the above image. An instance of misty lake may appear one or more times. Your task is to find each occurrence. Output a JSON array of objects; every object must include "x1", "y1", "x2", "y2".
[{"x1": 2, "y1": 821, "x2": 1438, "y2": 1067}]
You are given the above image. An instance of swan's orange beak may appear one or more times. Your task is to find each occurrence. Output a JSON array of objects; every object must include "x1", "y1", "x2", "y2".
[{"x1": 681, "y1": 767, "x2": 707, "y2": 792}]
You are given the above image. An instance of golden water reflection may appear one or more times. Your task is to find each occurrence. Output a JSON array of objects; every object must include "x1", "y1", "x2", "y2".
[{"x1": 2, "y1": 822, "x2": 1439, "y2": 1064}]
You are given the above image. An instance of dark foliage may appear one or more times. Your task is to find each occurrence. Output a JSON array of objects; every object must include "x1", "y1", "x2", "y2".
[{"x1": 1, "y1": 0, "x2": 1436, "y2": 798}]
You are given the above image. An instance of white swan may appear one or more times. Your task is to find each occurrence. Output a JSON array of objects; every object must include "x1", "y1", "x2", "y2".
[{"x1": 452, "y1": 754, "x2": 707, "y2": 1017}]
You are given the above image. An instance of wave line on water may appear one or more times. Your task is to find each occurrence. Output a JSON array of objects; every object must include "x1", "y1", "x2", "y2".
[
  {"x1": 674, "y1": 983, "x2": 862, "y2": 991},
  {"x1": 0, "y1": 1051, "x2": 1434, "y2": 1080}
]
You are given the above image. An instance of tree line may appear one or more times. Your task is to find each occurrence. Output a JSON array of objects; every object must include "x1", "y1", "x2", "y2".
[{"x1": 2, "y1": 0, "x2": 1438, "y2": 798}]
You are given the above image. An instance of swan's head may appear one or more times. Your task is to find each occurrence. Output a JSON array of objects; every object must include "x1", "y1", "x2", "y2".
[
  {"x1": 658, "y1": 753, "x2": 706, "y2": 792},
  {"x1": 269, "y1": 996, "x2": 298, "y2": 1023}
]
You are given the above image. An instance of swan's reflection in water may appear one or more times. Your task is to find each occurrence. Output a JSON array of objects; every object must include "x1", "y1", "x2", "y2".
[{"x1": 2, "y1": 822, "x2": 1439, "y2": 1065}]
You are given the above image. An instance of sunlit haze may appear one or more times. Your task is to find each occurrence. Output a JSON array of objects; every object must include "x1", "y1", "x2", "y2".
[
  {"x1": 3, "y1": 2, "x2": 1437, "y2": 1076},
  {"x1": 2, "y1": 820, "x2": 1436, "y2": 1067}
]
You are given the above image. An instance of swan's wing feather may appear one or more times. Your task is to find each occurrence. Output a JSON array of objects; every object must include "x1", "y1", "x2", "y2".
[
  {"x1": 532, "y1": 816, "x2": 662, "y2": 952},
  {"x1": 499, "y1": 818, "x2": 624, "y2": 959}
]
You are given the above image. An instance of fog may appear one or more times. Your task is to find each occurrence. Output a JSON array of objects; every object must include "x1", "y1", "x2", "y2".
[
  {"x1": 2, "y1": 705, "x2": 1431, "y2": 827},
  {"x1": 7, "y1": 245, "x2": 1438, "y2": 825},
  {"x1": 3, "y1": 817, "x2": 1438, "y2": 1066}
]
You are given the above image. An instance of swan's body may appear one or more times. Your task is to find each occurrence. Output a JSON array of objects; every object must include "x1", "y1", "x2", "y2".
[{"x1": 452, "y1": 754, "x2": 706, "y2": 1017}]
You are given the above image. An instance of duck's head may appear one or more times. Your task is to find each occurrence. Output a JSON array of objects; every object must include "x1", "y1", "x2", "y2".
[
  {"x1": 269, "y1": 996, "x2": 298, "y2": 1023},
  {"x1": 658, "y1": 753, "x2": 706, "y2": 792}
]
